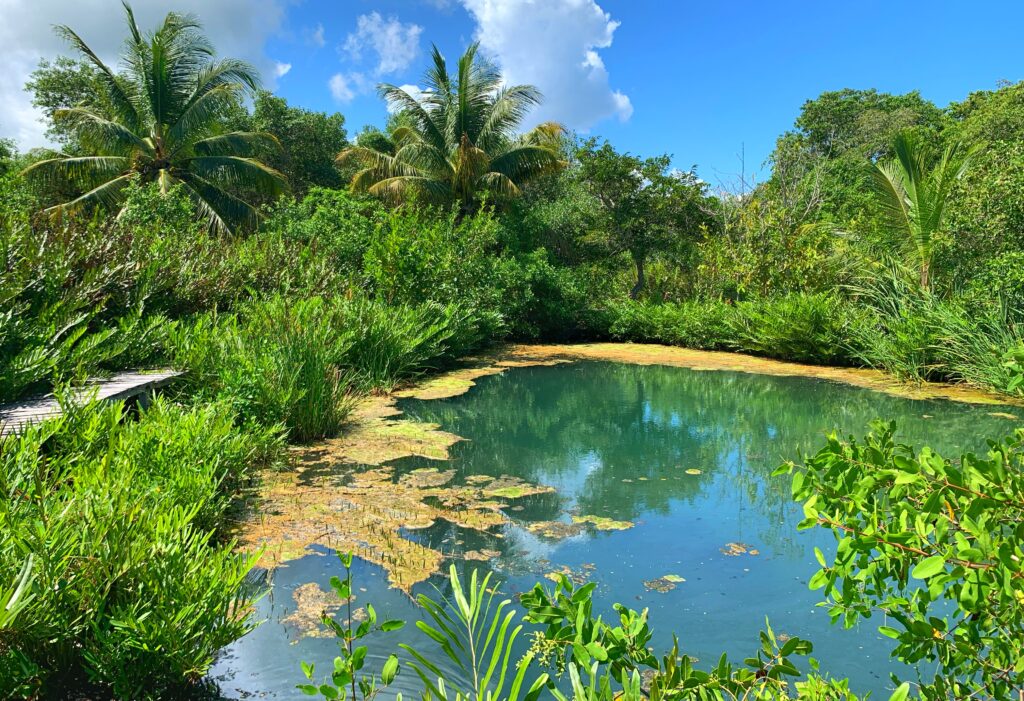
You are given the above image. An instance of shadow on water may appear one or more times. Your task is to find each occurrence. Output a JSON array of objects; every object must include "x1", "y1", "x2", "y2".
[{"x1": 208, "y1": 360, "x2": 1017, "y2": 699}]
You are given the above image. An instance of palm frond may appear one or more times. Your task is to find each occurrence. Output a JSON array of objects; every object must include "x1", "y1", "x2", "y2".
[
  {"x1": 22, "y1": 156, "x2": 130, "y2": 191},
  {"x1": 55, "y1": 23, "x2": 141, "y2": 131},
  {"x1": 177, "y1": 171, "x2": 260, "y2": 235},
  {"x1": 192, "y1": 131, "x2": 280, "y2": 158},
  {"x1": 184, "y1": 156, "x2": 287, "y2": 196},
  {"x1": 42, "y1": 173, "x2": 134, "y2": 219},
  {"x1": 55, "y1": 107, "x2": 151, "y2": 155}
]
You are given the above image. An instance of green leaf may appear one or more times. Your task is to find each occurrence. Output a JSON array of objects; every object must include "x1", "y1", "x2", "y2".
[
  {"x1": 888, "y1": 682, "x2": 911, "y2": 701},
  {"x1": 381, "y1": 654, "x2": 400, "y2": 685},
  {"x1": 911, "y1": 555, "x2": 946, "y2": 579},
  {"x1": 381, "y1": 619, "x2": 406, "y2": 632}
]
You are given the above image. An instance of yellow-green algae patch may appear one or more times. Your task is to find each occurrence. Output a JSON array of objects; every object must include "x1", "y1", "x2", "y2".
[
  {"x1": 236, "y1": 394, "x2": 555, "y2": 591},
  {"x1": 572, "y1": 514, "x2": 635, "y2": 531},
  {"x1": 282, "y1": 582, "x2": 349, "y2": 639},
  {"x1": 495, "y1": 343, "x2": 1020, "y2": 406}
]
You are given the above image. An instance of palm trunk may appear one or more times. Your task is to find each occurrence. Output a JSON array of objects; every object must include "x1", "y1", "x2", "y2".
[
  {"x1": 629, "y1": 252, "x2": 646, "y2": 299},
  {"x1": 920, "y1": 258, "x2": 930, "y2": 291}
]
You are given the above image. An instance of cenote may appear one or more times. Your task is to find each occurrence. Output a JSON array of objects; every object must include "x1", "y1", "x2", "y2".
[{"x1": 210, "y1": 360, "x2": 1017, "y2": 699}]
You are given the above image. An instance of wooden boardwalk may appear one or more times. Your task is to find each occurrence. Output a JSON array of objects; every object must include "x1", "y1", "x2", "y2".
[{"x1": 0, "y1": 370, "x2": 182, "y2": 436}]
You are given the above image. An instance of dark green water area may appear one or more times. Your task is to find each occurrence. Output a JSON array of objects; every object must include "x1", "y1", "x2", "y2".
[{"x1": 210, "y1": 361, "x2": 1017, "y2": 698}]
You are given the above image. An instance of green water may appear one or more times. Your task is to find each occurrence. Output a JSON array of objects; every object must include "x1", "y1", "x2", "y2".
[{"x1": 211, "y1": 361, "x2": 1017, "y2": 698}]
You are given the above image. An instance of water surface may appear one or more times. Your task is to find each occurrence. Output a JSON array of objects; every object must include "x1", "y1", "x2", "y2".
[{"x1": 212, "y1": 361, "x2": 1016, "y2": 698}]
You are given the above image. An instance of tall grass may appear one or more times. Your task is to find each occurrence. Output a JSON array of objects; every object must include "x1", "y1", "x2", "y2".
[
  {"x1": 169, "y1": 294, "x2": 495, "y2": 441},
  {"x1": 846, "y1": 261, "x2": 1024, "y2": 386},
  {"x1": 0, "y1": 397, "x2": 284, "y2": 698}
]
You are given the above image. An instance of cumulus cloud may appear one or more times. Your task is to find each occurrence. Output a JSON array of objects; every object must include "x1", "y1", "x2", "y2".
[
  {"x1": 458, "y1": 0, "x2": 632, "y2": 131},
  {"x1": 274, "y1": 61, "x2": 292, "y2": 78},
  {"x1": 329, "y1": 72, "x2": 372, "y2": 104},
  {"x1": 343, "y1": 12, "x2": 422, "y2": 76},
  {"x1": 0, "y1": 0, "x2": 286, "y2": 148}
]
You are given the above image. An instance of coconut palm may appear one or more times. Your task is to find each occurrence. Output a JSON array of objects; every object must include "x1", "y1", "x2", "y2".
[
  {"x1": 339, "y1": 43, "x2": 564, "y2": 210},
  {"x1": 23, "y1": 2, "x2": 285, "y2": 235},
  {"x1": 870, "y1": 131, "x2": 978, "y2": 290}
]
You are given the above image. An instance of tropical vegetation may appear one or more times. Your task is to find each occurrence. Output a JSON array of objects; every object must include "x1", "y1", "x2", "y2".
[{"x1": 1, "y1": 3, "x2": 1024, "y2": 699}]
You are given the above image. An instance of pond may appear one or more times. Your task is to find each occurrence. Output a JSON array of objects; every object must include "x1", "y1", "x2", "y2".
[{"x1": 210, "y1": 359, "x2": 1017, "y2": 698}]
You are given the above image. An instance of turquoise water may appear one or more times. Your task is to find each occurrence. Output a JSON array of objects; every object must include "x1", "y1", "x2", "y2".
[{"x1": 210, "y1": 361, "x2": 1017, "y2": 698}]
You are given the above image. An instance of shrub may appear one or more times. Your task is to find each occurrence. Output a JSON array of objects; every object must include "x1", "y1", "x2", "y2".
[
  {"x1": 727, "y1": 293, "x2": 862, "y2": 364},
  {"x1": 0, "y1": 398, "x2": 283, "y2": 698},
  {"x1": 608, "y1": 299, "x2": 731, "y2": 349}
]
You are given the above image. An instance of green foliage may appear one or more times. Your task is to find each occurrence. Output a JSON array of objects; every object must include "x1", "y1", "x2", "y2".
[
  {"x1": 726, "y1": 294, "x2": 862, "y2": 364},
  {"x1": 869, "y1": 130, "x2": 979, "y2": 289},
  {"x1": 341, "y1": 43, "x2": 564, "y2": 210},
  {"x1": 246, "y1": 91, "x2": 349, "y2": 195},
  {"x1": 846, "y1": 262, "x2": 1023, "y2": 387},
  {"x1": 262, "y1": 188, "x2": 385, "y2": 276},
  {"x1": 608, "y1": 299, "x2": 730, "y2": 349},
  {"x1": 402, "y1": 565, "x2": 549, "y2": 701},
  {"x1": 169, "y1": 296, "x2": 356, "y2": 442},
  {"x1": 21, "y1": 2, "x2": 285, "y2": 234},
  {"x1": 364, "y1": 205, "x2": 499, "y2": 308},
  {"x1": 778, "y1": 422, "x2": 1024, "y2": 699},
  {"x1": 0, "y1": 199, "x2": 170, "y2": 402},
  {"x1": 575, "y1": 138, "x2": 714, "y2": 298},
  {"x1": 0, "y1": 397, "x2": 283, "y2": 698},
  {"x1": 24, "y1": 56, "x2": 110, "y2": 151},
  {"x1": 607, "y1": 294, "x2": 862, "y2": 365},
  {"x1": 169, "y1": 294, "x2": 494, "y2": 438}
]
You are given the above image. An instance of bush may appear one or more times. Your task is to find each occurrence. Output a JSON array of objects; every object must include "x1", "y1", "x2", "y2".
[
  {"x1": 493, "y1": 251, "x2": 607, "y2": 340},
  {"x1": 0, "y1": 398, "x2": 283, "y2": 698},
  {"x1": 727, "y1": 293, "x2": 862, "y2": 364},
  {"x1": 608, "y1": 299, "x2": 730, "y2": 349}
]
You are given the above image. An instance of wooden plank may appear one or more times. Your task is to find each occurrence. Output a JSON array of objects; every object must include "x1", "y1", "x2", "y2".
[{"x1": 0, "y1": 370, "x2": 182, "y2": 437}]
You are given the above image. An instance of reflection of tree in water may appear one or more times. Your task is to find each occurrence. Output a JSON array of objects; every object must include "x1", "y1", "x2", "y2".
[{"x1": 399, "y1": 361, "x2": 1012, "y2": 555}]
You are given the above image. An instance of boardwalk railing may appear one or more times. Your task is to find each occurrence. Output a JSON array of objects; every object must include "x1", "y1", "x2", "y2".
[{"x1": 0, "y1": 370, "x2": 182, "y2": 437}]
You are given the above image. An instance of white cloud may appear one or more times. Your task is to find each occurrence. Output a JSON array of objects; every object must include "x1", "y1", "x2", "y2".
[
  {"x1": 459, "y1": 0, "x2": 632, "y2": 131},
  {"x1": 0, "y1": 0, "x2": 287, "y2": 149},
  {"x1": 309, "y1": 23, "x2": 326, "y2": 48},
  {"x1": 329, "y1": 72, "x2": 372, "y2": 104},
  {"x1": 274, "y1": 61, "x2": 292, "y2": 78},
  {"x1": 343, "y1": 12, "x2": 422, "y2": 76}
]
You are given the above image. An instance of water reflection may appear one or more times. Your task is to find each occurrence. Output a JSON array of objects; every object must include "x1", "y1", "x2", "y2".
[{"x1": 210, "y1": 361, "x2": 1016, "y2": 698}]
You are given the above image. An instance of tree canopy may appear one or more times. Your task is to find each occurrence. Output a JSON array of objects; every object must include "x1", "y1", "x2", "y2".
[{"x1": 22, "y1": 1, "x2": 286, "y2": 234}]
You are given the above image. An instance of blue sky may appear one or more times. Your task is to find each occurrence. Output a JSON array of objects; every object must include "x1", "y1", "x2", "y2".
[{"x1": 4, "y1": 0, "x2": 1023, "y2": 186}]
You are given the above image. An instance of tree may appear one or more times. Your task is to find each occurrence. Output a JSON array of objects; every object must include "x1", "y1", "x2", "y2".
[
  {"x1": 576, "y1": 139, "x2": 711, "y2": 298},
  {"x1": 246, "y1": 90, "x2": 348, "y2": 195},
  {"x1": 340, "y1": 43, "x2": 564, "y2": 211},
  {"x1": 22, "y1": 2, "x2": 285, "y2": 235},
  {"x1": 871, "y1": 131, "x2": 978, "y2": 290},
  {"x1": 24, "y1": 57, "x2": 109, "y2": 151}
]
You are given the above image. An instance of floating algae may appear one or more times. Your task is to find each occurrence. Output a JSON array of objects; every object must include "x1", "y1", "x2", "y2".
[
  {"x1": 720, "y1": 542, "x2": 760, "y2": 557},
  {"x1": 572, "y1": 514, "x2": 634, "y2": 531},
  {"x1": 643, "y1": 574, "x2": 685, "y2": 593},
  {"x1": 545, "y1": 562, "x2": 596, "y2": 586},
  {"x1": 281, "y1": 583, "x2": 348, "y2": 639},
  {"x1": 236, "y1": 397, "x2": 554, "y2": 591},
  {"x1": 526, "y1": 520, "x2": 586, "y2": 540}
]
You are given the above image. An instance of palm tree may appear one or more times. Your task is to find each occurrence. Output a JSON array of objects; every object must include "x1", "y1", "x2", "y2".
[
  {"x1": 870, "y1": 131, "x2": 978, "y2": 290},
  {"x1": 339, "y1": 43, "x2": 564, "y2": 211},
  {"x1": 23, "y1": 2, "x2": 286, "y2": 235}
]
